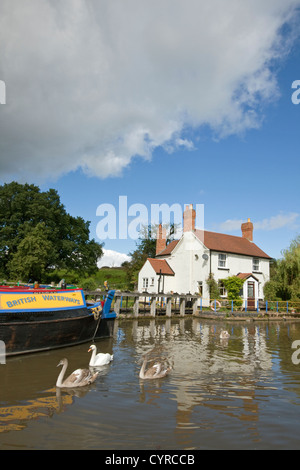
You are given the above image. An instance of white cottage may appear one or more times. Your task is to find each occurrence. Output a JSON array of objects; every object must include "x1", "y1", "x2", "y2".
[{"x1": 138, "y1": 204, "x2": 271, "y2": 307}]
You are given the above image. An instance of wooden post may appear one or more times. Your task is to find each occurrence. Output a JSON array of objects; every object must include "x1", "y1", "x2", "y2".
[
  {"x1": 180, "y1": 296, "x2": 186, "y2": 316},
  {"x1": 114, "y1": 295, "x2": 121, "y2": 316},
  {"x1": 192, "y1": 297, "x2": 198, "y2": 315},
  {"x1": 150, "y1": 296, "x2": 156, "y2": 317},
  {"x1": 166, "y1": 296, "x2": 172, "y2": 317},
  {"x1": 133, "y1": 296, "x2": 139, "y2": 317}
]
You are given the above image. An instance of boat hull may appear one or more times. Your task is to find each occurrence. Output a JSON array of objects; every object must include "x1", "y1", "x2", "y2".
[
  {"x1": 0, "y1": 309, "x2": 113, "y2": 357},
  {"x1": 0, "y1": 289, "x2": 116, "y2": 357}
]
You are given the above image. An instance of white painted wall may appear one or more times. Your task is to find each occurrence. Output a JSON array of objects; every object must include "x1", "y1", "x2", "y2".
[
  {"x1": 138, "y1": 232, "x2": 270, "y2": 307},
  {"x1": 138, "y1": 260, "x2": 158, "y2": 293}
]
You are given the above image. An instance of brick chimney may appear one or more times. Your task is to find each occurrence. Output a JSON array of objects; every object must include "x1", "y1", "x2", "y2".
[
  {"x1": 241, "y1": 218, "x2": 253, "y2": 242},
  {"x1": 156, "y1": 224, "x2": 166, "y2": 255},
  {"x1": 183, "y1": 204, "x2": 196, "y2": 232}
]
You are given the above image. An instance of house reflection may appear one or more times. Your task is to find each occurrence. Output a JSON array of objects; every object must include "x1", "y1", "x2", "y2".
[{"x1": 131, "y1": 317, "x2": 273, "y2": 447}]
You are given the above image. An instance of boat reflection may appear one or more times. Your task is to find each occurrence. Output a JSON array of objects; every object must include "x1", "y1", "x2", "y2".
[{"x1": 0, "y1": 388, "x2": 72, "y2": 433}]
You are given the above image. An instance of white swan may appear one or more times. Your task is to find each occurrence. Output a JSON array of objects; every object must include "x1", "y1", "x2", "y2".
[
  {"x1": 88, "y1": 344, "x2": 113, "y2": 366},
  {"x1": 56, "y1": 358, "x2": 98, "y2": 388},
  {"x1": 220, "y1": 330, "x2": 230, "y2": 339},
  {"x1": 139, "y1": 356, "x2": 171, "y2": 380}
]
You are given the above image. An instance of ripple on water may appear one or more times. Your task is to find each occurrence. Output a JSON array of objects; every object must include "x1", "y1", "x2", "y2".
[{"x1": 1, "y1": 318, "x2": 300, "y2": 449}]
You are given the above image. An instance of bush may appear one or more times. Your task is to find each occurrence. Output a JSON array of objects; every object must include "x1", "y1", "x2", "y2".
[
  {"x1": 78, "y1": 277, "x2": 99, "y2": 291},
  {"x1": 222, "y1": 276, "x2": 244, "y2": 308},
  {"x1": 206, "y1": 273, "x2": 219, "y2": 300}
]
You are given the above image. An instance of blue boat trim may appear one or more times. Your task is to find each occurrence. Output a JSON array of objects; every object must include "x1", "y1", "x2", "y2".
[{"x1": 0, "y1": 289, "x2": 116, "y2": 356}]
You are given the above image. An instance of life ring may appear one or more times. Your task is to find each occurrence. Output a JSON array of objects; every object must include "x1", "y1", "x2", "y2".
[
  {"x1": 210, "y1": 300, "x2": 221, "y2": 311},
  {"x1": 91, "y1": 304, "x2": 103, "y2": 320}
]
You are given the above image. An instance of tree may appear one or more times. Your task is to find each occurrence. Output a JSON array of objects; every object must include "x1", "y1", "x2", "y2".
[
  {"x1": 0, "y1": 182, "x2": 103, "y2": 280},
  {"x1": 264, "y1": 235, "x2": 300, "y2": 301},
  {"x1": 8, "y1": 223, "x2": 54, "y2": 281}
]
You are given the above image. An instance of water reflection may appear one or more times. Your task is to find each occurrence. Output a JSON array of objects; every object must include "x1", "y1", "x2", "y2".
[
  {"x1": 1, "y1": 318, "x2": 300, "y2": 449},
  {"x1": 0, "y1": 339, "x2": 114, "y2": 435}
]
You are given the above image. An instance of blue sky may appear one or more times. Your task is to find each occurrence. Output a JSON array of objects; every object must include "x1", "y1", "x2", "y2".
[{"x1": 1, "y1": 1, "x2": 300, "y2": 266}]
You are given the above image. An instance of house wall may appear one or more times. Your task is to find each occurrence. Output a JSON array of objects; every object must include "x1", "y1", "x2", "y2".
[
  {"x1": 138, "y1": 260, "x2": 158, "y2": 293},
  {"x1": 211, "y1": 251, "x2": 269, "y2": 299},
  {"x1": 138, "y1": 232, "x2": 270, "y2": 307},
  {"x1": 163, "y1": 231, "x2": 210, "y2": 296}
]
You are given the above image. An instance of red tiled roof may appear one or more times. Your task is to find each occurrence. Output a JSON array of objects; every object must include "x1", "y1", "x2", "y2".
[
  {"x1": 147, "y1": 258, "x2": 175, "y2": 276},
  {"x1": 156, "y1": 239, "x2": 179, "y2": 256},
  {"x1": 236, "y1": 273, "x2": 259, "y2": 281},
  {"x1": 199, "y1": 230, "x2": 271, "y2": 259},
  {"x1": 156, "y1": 230, "x2": 271, "y2": 259}
]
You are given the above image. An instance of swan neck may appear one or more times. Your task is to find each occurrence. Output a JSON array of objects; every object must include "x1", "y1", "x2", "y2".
[
  {"x1": 139, "y1": 358, "x2": 147, "y2": 379},
  {"x1": 90, "y1": 347, "x2": 97, "y2": 364},
  {"x1": 56, "y1": 362, "x2": 67, "y2": 387}
]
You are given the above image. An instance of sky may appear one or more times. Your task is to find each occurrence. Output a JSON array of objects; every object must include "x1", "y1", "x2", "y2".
[{"x1": 1, "y1": 0, "x2": 300, "y2": 267}]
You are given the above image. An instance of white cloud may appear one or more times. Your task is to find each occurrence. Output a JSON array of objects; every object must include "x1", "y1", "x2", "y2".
[
  {"x1": 97, "y1": 249, "x2": 131, "y2": 268},
  {"x1": 220, "y1": 212, "x2": 300, "y2": 233},
  {"x1": 254, "y1": 212, "x2": 299, "y2": 231},
  {"x1": 0, "y1": 0, "x2": 300, "y2": 182},
  {"x1": 219, "y1": 219, "x2": 244, "y2": 232}
]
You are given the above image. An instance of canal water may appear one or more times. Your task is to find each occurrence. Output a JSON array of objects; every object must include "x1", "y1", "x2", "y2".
[{"x1": 1, "y1": 317, "x2": 300, "y2": 450}]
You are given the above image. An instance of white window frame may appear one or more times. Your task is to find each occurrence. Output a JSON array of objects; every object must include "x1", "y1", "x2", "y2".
[
  {"x1": 142, "y1": 278, "x2": 149, "y2": 289},
  {"x1": 253, "y1": 258, "x2": 260, "y2": 272},
  {"x1": 218, "y1": 253, "x2": 227, "y2": 268}
]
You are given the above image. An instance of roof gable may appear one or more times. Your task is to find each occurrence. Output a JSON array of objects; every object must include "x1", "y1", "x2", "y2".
[
  {"x1": 147, "y1": 258, "x2": 175, "y2": 276},
  {"x1": 236, "y1": 272, "x2": 259, "y2": 282}
]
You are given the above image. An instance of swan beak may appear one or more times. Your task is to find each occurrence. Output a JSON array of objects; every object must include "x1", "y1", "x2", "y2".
[{"x1": 88, "y1": 348, "x2": 91, "y2": 352}]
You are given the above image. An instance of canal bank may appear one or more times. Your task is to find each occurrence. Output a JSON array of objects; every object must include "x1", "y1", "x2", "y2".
[{"x1": 84, "y1": 290, "x2": 300, "y2": 322}]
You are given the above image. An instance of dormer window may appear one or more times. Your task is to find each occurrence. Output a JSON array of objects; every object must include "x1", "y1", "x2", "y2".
[{"x1": 253, "y1": 258, "x2": 260, "y2": 272}]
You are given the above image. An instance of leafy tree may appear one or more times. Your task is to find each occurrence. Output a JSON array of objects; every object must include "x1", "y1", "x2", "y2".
[
  {"x1": 264, "y1": 279, "x2": 283, "y2": 301},
  {"x1": 0, "y1": 182, "x2": 103, "y2": 280},
  {"x1": 264, "y1": 235, "x2": 300, "y2": 301},
  {"x1": 8, "y1": 223, "x2": 54, "y2": 281},
  {"x1": 279, "y1": 235, "x2": 300, "y2": 300}
]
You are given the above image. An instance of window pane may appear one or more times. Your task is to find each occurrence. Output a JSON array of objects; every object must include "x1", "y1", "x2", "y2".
[
  {"x1": 253, "y1": 258, "x2": 259, "y2": 271},
  {"x1": 218, "y1": 253, "x2": 226, "y2": 267}
]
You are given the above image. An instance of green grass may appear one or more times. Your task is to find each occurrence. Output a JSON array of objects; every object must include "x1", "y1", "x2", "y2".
[{"x1": 79, "y1": 267, "x2": 129, "y2": 291}]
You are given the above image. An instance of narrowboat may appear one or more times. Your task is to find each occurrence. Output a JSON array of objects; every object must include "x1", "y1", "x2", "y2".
[{"x1": 0, "y1": 286, "x2": 116, "y2": 357}]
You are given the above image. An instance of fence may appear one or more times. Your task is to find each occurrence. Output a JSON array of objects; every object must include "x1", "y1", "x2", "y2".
[
  {"x1": 84, "y1": 291, "x2": 300, "y2": 318},
  {"x1": 84, "y1": 291, "x2": 199, "y2": 317}
]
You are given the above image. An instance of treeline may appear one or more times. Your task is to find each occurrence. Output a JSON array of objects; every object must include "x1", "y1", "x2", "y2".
[
  {"x1": 264, "y1": 235, "x2": 300, "y2": 301},
  {"x1": 0, "y1": 182, "x2": 103, "y2": 285}
]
